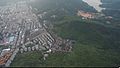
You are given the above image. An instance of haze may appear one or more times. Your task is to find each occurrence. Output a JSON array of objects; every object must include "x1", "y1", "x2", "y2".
[{"x1": 82, "y1": 0, "x2": 104, "y2": 12}]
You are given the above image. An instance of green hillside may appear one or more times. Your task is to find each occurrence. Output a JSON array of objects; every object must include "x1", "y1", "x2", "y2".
[
  {"x1": 29, "y1": 0, "x2": 97, "y2": 14},
  {"x1": 11, "y1": 16, "x2": 120, "y2": 67},
  {"x1": 51, "y1": 16, "x2": 120, "y2": 66}
]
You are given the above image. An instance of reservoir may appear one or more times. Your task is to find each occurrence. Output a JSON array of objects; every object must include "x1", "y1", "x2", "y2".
[{"x1": 82, "y1": 0, "x2": 105, "y2": 12}]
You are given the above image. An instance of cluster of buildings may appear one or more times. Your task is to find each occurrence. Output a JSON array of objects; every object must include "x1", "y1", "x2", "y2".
[
  {"x1": 0, "y1": 1, "x2": 74, "y2": 67},
  {"x1": 77, "y1": 10, "x2": 95, "y2": 19},
  {"x1": 0, "y1": 1, "x2": 44, "y2": 66},
  {"x1": 77, "y1": 10, "x2": 105, "y2": 19}
]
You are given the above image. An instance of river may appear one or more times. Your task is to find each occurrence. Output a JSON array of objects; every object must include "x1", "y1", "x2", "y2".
[{"x1": 82, "y1": 0, "x2": 105, "y2": 12}]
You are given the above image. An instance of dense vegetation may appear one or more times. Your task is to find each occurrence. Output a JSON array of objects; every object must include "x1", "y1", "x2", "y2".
[
  {"x1": 51, "y1": 16, "x2": 120, "y2": 66},
  {"x1": 10, "y1": 51, "x2": 43, "y2": 67},
  {"x1": 29, "y1": 0, "x2": 97, "y2": 14},
  {"x1": 11, "y1": 16, "x2": 120, "y2": 67},
  {"x1": 29, "y1": 0, "x2": 97, "y2": 25}
]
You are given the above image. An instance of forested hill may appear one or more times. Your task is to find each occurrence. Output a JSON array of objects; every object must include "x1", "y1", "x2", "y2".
[{"x1": 29, "y1": 0, "x2": 97, "y2": 15}]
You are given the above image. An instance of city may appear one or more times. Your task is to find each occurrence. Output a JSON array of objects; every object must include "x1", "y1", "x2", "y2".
[
  {"x1": 0, "y1": 0, "x2": 120, "y2": 67},
  {"x1": 0, "y1": 1, "x2": 73, "y2": 67}
]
